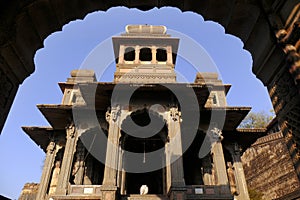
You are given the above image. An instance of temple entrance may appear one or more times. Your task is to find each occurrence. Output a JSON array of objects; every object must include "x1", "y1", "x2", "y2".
[
  {"x1": 126, "y1": 169, "x2": 164, "y2": 194},
  {"x1": 121, "y1": 109, "x2": 168, "y2": 195}
]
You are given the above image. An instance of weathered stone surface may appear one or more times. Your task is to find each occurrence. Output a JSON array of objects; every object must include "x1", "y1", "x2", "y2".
[
  {"x1": 242, "y1": 132, "x2": 300, "y2": 200},
  {"x1": 18, "y1": 183, "x2": 39, "y2": 200}
]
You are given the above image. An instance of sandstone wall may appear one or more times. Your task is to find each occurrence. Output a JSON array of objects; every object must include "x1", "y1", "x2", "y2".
[
  {"x1": 18, "y1": 183, "x2": 38, "y2": 200},
  {"x1": 242, "y1": 132, "x2": 300, "y2": 200}
]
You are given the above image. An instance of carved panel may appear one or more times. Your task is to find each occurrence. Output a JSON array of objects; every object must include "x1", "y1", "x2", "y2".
[{"x1": 242, "y1": 131, "x2": 300, "y2": 199}]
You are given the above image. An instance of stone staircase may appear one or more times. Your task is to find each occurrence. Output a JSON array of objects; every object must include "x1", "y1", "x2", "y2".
[{"x1": 122, "y1": 194, "x2": 168, "y2": 200}]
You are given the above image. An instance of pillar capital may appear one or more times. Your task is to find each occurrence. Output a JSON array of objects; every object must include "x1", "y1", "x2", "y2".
[
  {"x1": 112, "y1": 105, "x2": 122, "y2": 122},
  {"x1": 169, "y1": 106, "x2": 181, "y2": 122},
  {"x1": 46, "y1": 140, "x2": 56, "y2": 154},
  {"x1": 207, "y1": 127, "x2": 223, "y2": 143}
]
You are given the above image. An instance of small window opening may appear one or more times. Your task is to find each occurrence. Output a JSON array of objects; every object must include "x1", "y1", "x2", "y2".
[
  {"x1": 140, "y1": 47, "x2": 152, "y2": 61},
  {"x1": 124, "y1": 47, "x2": 135, "y2": 61}
]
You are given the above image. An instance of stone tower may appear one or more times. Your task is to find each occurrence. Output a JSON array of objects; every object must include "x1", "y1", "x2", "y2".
[
  {"x1": 21, "y1": 25, "x2": 258, "y2": 200},
  {"x1": 113, "y1": 25, "x2": 178, "y2": 83}
]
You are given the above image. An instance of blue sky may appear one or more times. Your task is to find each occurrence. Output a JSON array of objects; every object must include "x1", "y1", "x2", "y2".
[{"x1": 0, "y1": 7, "x2": 272, "y2": 199}]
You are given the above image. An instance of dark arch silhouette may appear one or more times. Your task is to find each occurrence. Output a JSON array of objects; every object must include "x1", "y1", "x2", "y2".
[
  {"x1": 0, "y1": 1, "x2": 298, "y2": 135},
  {"x1": 0, "y1": 0, "x2": 299, "y2": 181}
]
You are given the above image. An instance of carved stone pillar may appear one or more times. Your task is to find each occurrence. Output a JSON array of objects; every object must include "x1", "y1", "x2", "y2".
[
  {"x1": 151, "y1": 46, "x2": 157, "y2": 64},
  {"x1": 167, "y1": 46, "x2": 173, "y2": 65},
  {"x1": 102, "y1": 106, "x2": 121, "y2": 200},
  {"x1": 73, "y1": 141, "x2": 85, "y2": 185},
  {"x1": 134, "y1": 46, "x2": 140, "y2": 64},
  {"x1": 226, "y1": 143, "x2": 250, "y2": 200},
  {"x1": 207, "y1": 127, "x2": 230, "y2": 193},
  {"x1": 165, "y1": 147, "x2": 172, "y2": 193},
  {"x1": 167, "y1": 107, "x2": 186, "y2": 199},
  {"x1": 119, "y1": 45, "x2": 125, "y2": 64},
  {"x1": 117, "y1": 146, "x2": 125, "y2": 188},
  {"x1": 48, "y1": 148, "x2": 64, "y2": 195},
  {"x1": 36, "y1": 140, "x2": 57, "y2": 200},
  {"x1": 55, "y1": 123, "x2": 77, "y2": 195}
]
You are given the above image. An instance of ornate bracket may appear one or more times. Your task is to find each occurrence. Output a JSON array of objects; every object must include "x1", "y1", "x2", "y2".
[
  {"x1": 46, "y1": 141, "x2": 56, "y2": 154},
  {"x1": 111, "y1": 105, "x2": 121, "y2": 122},
  {"x1": 207, "y1": 127, "x2": 223, "y2": 143},
  {"x1": 170, "y1": 107, "x2": 181, "y2": 122}
]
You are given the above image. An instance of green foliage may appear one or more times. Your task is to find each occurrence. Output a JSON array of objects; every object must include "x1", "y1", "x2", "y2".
[
  {"x1": 239, "y1": 110, "x2": 274, "y2": 128},
  {"x1": 248, "y1": 188, "x2": 264, "y2": 200}
]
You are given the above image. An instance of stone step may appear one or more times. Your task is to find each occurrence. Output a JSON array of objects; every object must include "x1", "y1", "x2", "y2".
[{"x1": 123, "y1": 194, "x2": 168, "y2": 200}]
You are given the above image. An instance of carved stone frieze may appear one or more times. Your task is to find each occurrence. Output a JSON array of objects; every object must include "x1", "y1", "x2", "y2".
[{"x1": 114, "y1": 72, "x2": 176, "y2": 83}]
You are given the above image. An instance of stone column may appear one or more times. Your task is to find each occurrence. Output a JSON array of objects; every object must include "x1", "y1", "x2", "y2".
[
  {"x1": 120, "y1": 169, "x2": 126, "y2": 195},
  {"x1": 119, "y1": 45, "x2": 125, "y2": 64},
  {"x1": 134, "y1": 46, "x2": 140, "y2": 64},
  {"x1": 167, "y1": 107, "x2": 186, "y2": 199},
  {"x1": 167, "y1": 46, "x2": 173, "y2": 65},
  {"x1": 36, "y1": 140, "x2": 57, "y2": 200},
  {"x1": 117, "y1": 146, "x2": 123, "y2": 188},
  {"x1": 151, "y1": 46, "x2": 157, "y2": 64},
  {"x1": 118, "y1": 148, "x2": 126, "y2": 195},
  {"x1": 73, "y1": 142, "x2": 85, "y2": 185},
  {"x1": 55, "y1": 123, "x2": 78, "y2": 195},
  {"x1": 207, "y1": 128, "x2": 230, "y2": 193},
  {"x1": 227, "y1": 143, "x2": 250, "y2": 200},
  {"x1": 102, "y1": 106, "x2": 121, "y2": 200}
]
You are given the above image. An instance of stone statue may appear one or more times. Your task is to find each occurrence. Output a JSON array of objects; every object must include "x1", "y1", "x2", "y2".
[
  {"x1": 227, "y1": 162, "x2": 238, "y2": 195},
  {"x1": 48, "y1": 160, "x2": 61, "y2": 195},
  {"x1": 140, "y1": 185, "x2": 149, "y2": 195}
]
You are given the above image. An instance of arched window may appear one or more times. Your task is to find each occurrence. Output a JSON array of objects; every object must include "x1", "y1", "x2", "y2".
[
  {"x1": 124, "y1": 47, "x2": 135, "y2": 61},
  {"x1": 139, "y1": 47, "x2": 152, "y2": 61},
  {"x1": 156, "y1": 48, "x2": 167, "y2": 62}
]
